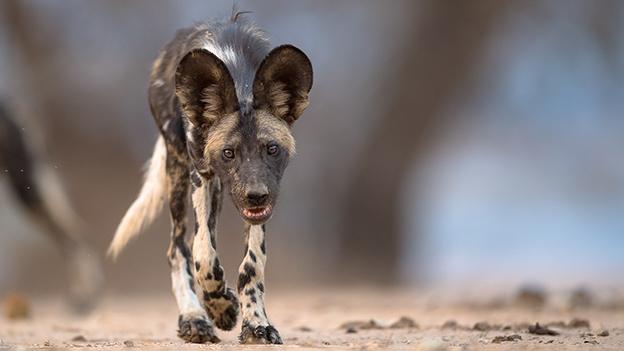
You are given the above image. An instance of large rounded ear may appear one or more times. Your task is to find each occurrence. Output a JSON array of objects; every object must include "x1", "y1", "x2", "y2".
[
  {"x1": 253, "y1": 45, "x2": 313, "y2": 126},
  {"x1": 175, "y1": 49, "x2": 239, "y2": 127}
]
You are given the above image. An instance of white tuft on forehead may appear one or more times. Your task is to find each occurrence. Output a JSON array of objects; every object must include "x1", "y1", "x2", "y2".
[
  {"x1": 200, "y1": 42, "x2": 238, "y2": 68},
  {"x1": 195, "y1": 19, "x2": 271, "y2": 107}
]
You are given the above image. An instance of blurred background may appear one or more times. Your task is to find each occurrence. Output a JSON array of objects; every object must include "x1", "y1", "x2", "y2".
[{"x1": 0, "y1": 0, "x2": 623, "y2": 297}]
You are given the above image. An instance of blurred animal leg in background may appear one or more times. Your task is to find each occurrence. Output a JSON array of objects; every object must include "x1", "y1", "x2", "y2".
[{"x1": 0, "y1": 104, "x2": 104, "y2": 312}]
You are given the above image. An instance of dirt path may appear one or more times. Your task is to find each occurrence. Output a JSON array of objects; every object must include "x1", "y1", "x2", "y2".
[{"x1": 1, "y1": 289, "x2": 623, "y2": 350}]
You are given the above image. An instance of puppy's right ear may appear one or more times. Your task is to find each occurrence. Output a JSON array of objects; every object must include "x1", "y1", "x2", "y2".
[{"x1": 175, "y1": 49, "x2": 239, "y2": 127}]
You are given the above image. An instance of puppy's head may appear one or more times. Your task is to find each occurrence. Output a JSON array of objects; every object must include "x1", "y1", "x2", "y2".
[{"x1": 175, "y1": 45, "x2": 312, "y2": 224}]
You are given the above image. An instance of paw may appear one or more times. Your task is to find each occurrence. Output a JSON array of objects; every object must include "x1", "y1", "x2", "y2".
[
  {"x1": 212, "y1": 302, "x2": 239, "y2": 331},
  {"x1": 177, "y1": 314, "x2": 220, "y2": 344},
  {"x1": 239, "y1": 321, "x2": 283, "y2": 344},
  {"x1": 203, "y1": 287, "x2": 240, "y2": 331}
]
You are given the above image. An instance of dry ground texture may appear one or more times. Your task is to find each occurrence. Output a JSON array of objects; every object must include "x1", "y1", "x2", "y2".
[{"x1": 1, "y1": 288, "x2": 624, "y2": 350}]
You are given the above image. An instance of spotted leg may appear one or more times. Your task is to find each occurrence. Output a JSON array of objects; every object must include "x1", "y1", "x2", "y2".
[
  {"x1": 166, "y1": 154, "x2": 219, "y2": 344},
  {"x1": 238, "y1": 224, "x2": 282, "y2": 344},
  {"x1": 190, "y1": 171, "x2": 239, "y2": 331}
]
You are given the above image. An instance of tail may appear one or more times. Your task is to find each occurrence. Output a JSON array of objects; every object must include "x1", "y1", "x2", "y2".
[{"x1": 108, "y1": 136, "x2": 167, "y2": 260}]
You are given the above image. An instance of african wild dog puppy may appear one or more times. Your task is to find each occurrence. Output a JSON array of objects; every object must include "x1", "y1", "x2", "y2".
[
  {"x1": 108, "y1": 14, "x2": 312, "y2": 344},
  {"x1": 0, "y1": 102, "x2": 103, "y2": 312}
]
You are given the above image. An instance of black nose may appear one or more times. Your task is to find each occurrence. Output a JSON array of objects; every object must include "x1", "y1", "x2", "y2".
[{"x1": 246, "y1": 189, "x2": 269, "y2": 206}]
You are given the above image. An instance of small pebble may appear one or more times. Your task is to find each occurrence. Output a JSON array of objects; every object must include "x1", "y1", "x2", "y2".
[
  {"x1": 598, "y1": 330, "x2": 609, "y2": 337},
  {"x1": 72, "y1": 335, "x2": 87, "y2": 342},
  {"x1": 346, "y1": 327, "x2": 358, "y2": 334},
  {"x1": 339, "y1": 319, "x2": 382, "y2": 330},
  {"x1": 568, "y1": 318, "x2": 590, "y2": 329},
  {"x1": 390, "y1": 316, "x2": 418, "y2": 329},
  {"x1": 528, "y1": 323, "x2": 559, "y2": 336},
  {"x1": 123, "y1": 340, "x2": 135, "y2": 347},
  {"x1": 492, "y1": 334, "x2": 522, "y2": 343},
  {"x1": 473, "y1": 321, "x2": 491, "y2": 331}
]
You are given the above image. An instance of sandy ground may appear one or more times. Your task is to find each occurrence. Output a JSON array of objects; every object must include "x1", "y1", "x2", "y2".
[{"x1": 1, "y1": 289, "x2": 623, "y2": 350}]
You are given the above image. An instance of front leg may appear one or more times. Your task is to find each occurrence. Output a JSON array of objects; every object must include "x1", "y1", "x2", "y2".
[
  {"x1": 238, "y1": 224, "x2": 282, "y2": 344},
  {"x1": 190, "y1": 171, "x2": 239, "y2": 331},
  {"x1": 166, "y1": 155, "x2": 218, "y2": 344}
]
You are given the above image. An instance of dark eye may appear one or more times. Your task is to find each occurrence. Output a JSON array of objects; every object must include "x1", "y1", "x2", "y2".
[
  {"x1": 267, "y1": 144, "x2": 280, "y2": 156},
  {"x1": 222, "y1": 148, "x2": 235, "y2": 160}
]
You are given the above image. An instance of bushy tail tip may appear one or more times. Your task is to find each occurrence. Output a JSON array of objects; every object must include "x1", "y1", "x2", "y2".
[{"x1": 107, "y1": 136, "x2": 167, "y2": 260}]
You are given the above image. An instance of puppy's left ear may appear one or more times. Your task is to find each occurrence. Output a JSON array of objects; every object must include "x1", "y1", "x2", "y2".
[{"x1": 253, "y1": 45, "x2": 313, "y2": 126}]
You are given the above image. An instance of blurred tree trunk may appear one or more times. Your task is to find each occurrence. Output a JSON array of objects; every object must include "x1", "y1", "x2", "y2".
[{"x1": 339, "y1": 0, "x2": 512, "y2": 284}]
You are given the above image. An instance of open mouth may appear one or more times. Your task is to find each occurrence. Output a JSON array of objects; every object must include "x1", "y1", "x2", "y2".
[{"x1": 241, "y1": 205, "x2": 273, "y2": 222}]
